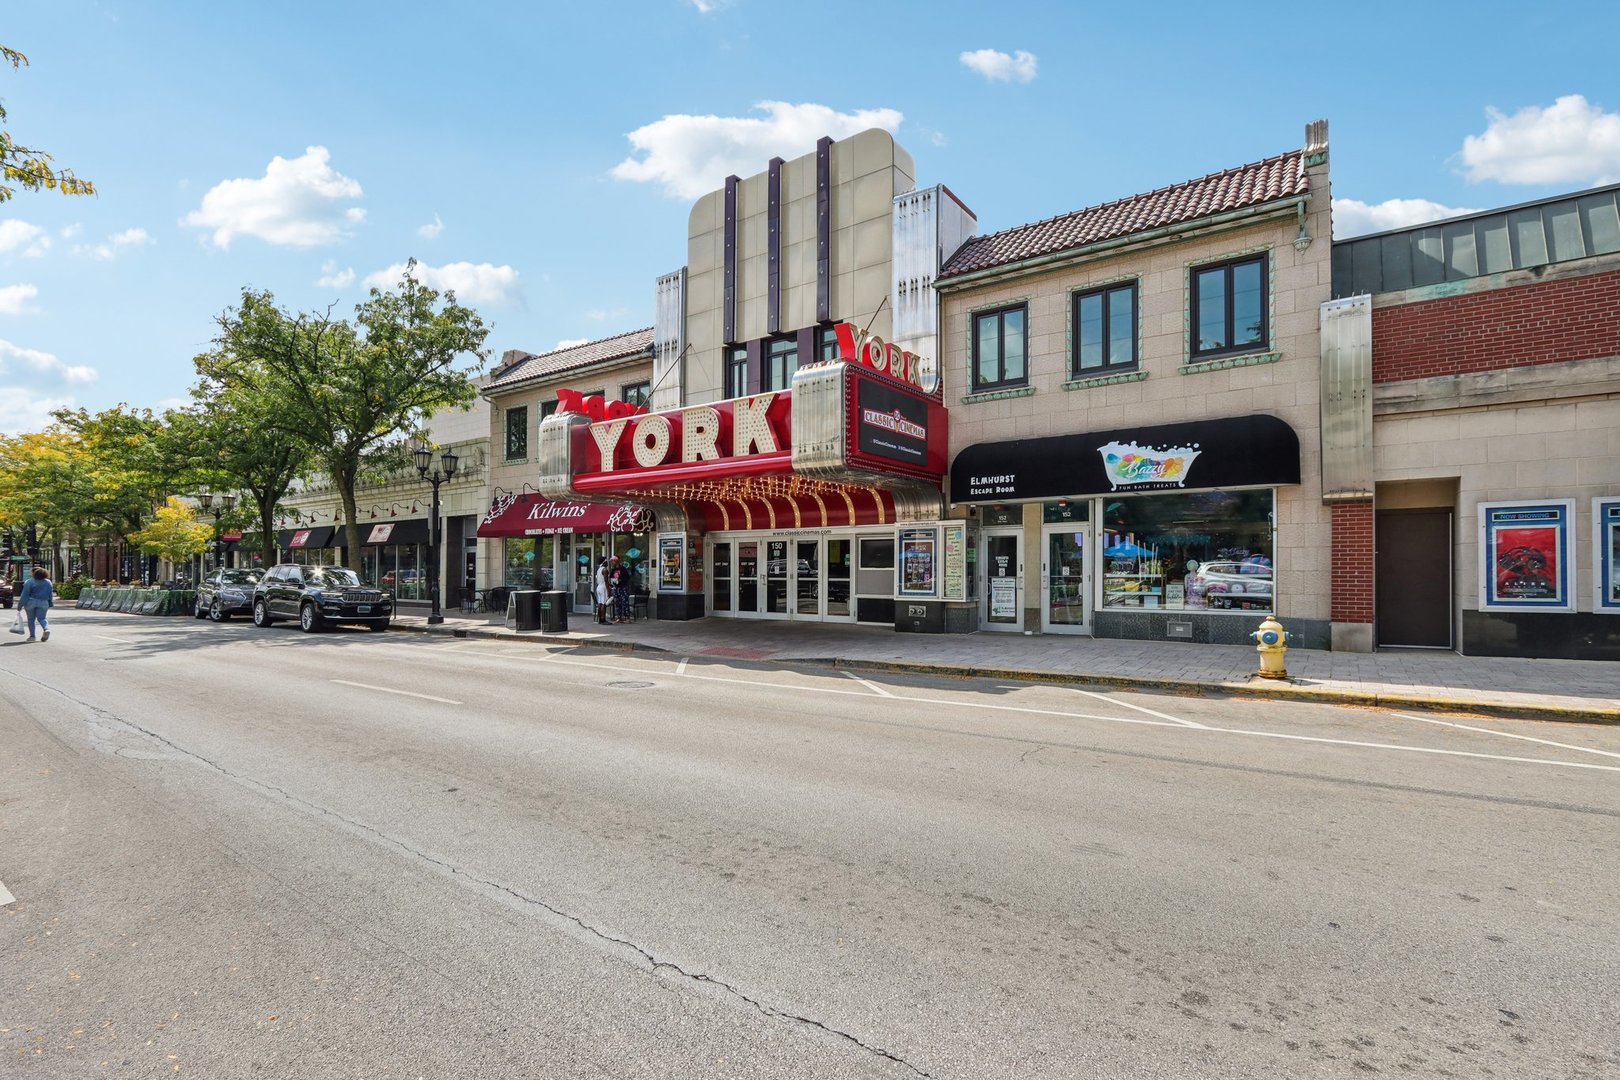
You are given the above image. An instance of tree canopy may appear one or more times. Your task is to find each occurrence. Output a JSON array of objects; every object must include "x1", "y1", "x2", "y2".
[
  {"x1": 129, "y1": 496, "x2": 211, "y2": 568},
  {"x1": 196, "y1": 261, "x2": 488, "y2": 571},
  {"x1": 2, "y1": 45, "x2": 95, "y2": 202}
]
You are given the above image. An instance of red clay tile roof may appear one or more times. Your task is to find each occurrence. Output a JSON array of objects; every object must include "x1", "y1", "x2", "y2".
[
  {"x1": 484, "y1": 327, "x2": 654, "y2": 391},
  {"x1": 938, "y1": 149, "x2": 1309, "y2": 281}
]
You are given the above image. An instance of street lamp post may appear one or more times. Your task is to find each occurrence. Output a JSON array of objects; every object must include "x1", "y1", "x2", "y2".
[
  {"x1": 413, "y1": 443, "x2": 459, "y2": 625},
  {"x1": 196, "y1": 493, "x2": 238, "y2": 573}
]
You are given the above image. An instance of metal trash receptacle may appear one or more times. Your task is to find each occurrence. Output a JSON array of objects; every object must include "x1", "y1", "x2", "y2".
[
  {"x1": 539, "y1": 590, "x2": 569, "y2": 632},
  {"x1": 507, "y1": 589, "x2": 543, "y2": 631}
]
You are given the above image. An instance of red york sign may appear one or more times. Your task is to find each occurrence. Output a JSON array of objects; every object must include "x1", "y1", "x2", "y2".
[{"x1": 573, "y1": 392, "x2": 793, "y2": 484}]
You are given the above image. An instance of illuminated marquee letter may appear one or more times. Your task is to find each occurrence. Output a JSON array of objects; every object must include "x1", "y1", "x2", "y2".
[
  {"x1": 632, "y1": 414, "x2": 672, "y2": 468},
  {"x1": 732, "y1": 394, "x2": 779, "y2": 456},
  {"x1": 862, "y1": 333, "x2": 888, "y2": 374},
  {"x1": 682, "y1": 406, "x2": 721, "y2": 462},
  {"x1": 589, "y1": 418, "x2": 629, "y2": 472},
  {"x1": 556, "y1": 388, "x2": 582, "y2": 414}
]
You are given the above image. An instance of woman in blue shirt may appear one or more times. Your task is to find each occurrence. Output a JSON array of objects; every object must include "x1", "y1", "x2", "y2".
[{"x1": 19, "y1": 566, "x2": 53, "y2": 642}]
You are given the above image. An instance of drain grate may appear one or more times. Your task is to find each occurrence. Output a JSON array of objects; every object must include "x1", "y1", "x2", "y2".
[{"x1": 607, "y1": 680, "x2": 655, "y2": 689}]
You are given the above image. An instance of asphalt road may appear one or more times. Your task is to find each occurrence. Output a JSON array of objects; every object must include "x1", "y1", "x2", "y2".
[{"x1": 3, "y1": 610, "x2": 1618, "y2": 1078}]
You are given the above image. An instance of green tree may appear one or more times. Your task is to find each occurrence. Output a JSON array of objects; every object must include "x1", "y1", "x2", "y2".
[
  {"x1": 2, "y1": 45, "x2": 96, "y2": 202},
  {"x1": 197, "y1": 262, "x2": 488, "y2": 573},
  {"x1": 128, "y1": 495, "x2": 211, "y2": 570}
]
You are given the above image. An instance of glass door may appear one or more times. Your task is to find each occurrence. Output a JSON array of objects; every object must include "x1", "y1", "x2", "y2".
[
  {"x1": 982, "y1": 531, "x2": 1023, "y2": 632},
  {"x1": 710, "y1": 540, "x2": 733, "y2": 614},
  {"x1": 826, "y1": 538, "x2": 853, "y2": 621},
  {"x1": 764, "y1": 539, "x2": 789, "y2": 614},
  {"x1": 737, "y1": 541, "x2": 762, "y2": 615},
  {"x1": 795, "y1": 539, "x2": 821, "y2": 617},
  {"x1": 1042, "y1": 526, "x2": 1088, "y2": 634}
]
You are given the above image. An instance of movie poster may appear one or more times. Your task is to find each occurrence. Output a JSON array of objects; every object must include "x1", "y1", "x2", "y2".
[
  {"x1": 1479, "y1": 500, "x2": 1574, "y2": 612},
  {"x1": 658, "y1": 535, "x2": 684, "y2": 592},
  {"x1": 899, "y1": 528, "x2": 937, "y2": 596},
  {"x1": 1595, "y1": 498, "x2": 1620, "y2": 611}
]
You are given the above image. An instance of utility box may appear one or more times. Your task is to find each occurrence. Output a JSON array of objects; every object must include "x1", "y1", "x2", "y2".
[
  {"x1": 508, "y1": 589, "x2": 543, "y2": 631},
  {"x1": 539, "y1": 590, "x2": 569, "y2": 633}
]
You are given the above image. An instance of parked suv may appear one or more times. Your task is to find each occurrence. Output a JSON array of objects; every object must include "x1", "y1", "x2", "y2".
[
  {"x1": 194, "y1": 567, "x2": 263, "y2": 621},
  {"x1": 253, "y1": 564, "x2": 391, "y2": 632}
]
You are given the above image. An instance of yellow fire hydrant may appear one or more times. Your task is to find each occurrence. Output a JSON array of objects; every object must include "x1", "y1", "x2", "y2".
[{"x1": 1250, "y1": 615, "x2": 1291, "y2": 679}]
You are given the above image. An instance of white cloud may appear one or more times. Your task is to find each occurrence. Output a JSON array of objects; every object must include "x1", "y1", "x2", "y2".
[
  {"x1": 316, "y1": 260, "x2": 355, "y2": 288},
  {"x1": 553, "y1": 338, "x2": 591, "y2": 351},
  {"x1": 59, "y1": 224, "x2": 82, "y2": 240},
  {"x1": 1460, "y1": 94, "x2": 1620, "y2": 186},
  {"x1": 1332, "y1": 197, "x2": 1485, "y2": 239},
  {"x1": 363, "y1": 260, "x2": 522, "y2": 307},
  {"x1": 690, "y1": 0, "x2": 715, "y2": 11},
  {"x1": 612, "y1": 101, "x2": 905, "y2": 199},
  {"x1": 959, "y1": 48, "x2": 1038, "y2": 84},
  {"x1": 417, "y1": 213, "x2": 444, "y2": 240},
  {"x1": 929, "y1": 131, "x2": 948, "y2": 148},
  {"x1": 0, "y1": 220, "x2": 50, "y2": 257},
  {"x1": 0, "y1": 388, "x2": 76, "y2": 436},
  {"x1": 584, "y1": 307, "x2": 627, "y2": 322},
  {"x1": 72, "y1": 226, "x2": 154, "y2": 261},
  {"x1": 0, "y1": 338, "x2": 99, "y2": 386},
  {"x1": 0, "y1": 284, "x2": 41, "y2": 315},
  {"x1": 182, "y1": 146, "x2": 365, "y2": 248}
]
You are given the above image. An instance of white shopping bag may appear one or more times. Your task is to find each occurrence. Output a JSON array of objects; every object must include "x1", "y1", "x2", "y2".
[{"x1": 8, "y1": 609, "x2": 24, "y2": 635}]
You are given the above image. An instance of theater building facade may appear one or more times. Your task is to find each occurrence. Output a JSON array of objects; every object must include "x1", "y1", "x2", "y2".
[
  {"x1": 936, "y1": 122, "x2": 1339, "y2": 648},
  {"x1": 535, "y1": 130, "x2": 980, "y2": 627}
]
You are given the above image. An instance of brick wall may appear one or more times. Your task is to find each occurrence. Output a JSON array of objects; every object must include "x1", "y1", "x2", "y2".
[
  {"x1": 1372, "y1": 267, "x2": 1620, "y2": 383},
  {"x1": 1330, "y1": 501, "x2": 1373, "y2": 624}
]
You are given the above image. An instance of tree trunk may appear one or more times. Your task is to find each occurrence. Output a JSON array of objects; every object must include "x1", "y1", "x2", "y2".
[{"x1": 337, "y1": 468, "x2": 362, "y2": 573}]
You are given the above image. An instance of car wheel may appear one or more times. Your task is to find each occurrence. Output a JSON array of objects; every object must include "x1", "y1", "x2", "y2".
[
  {"x1": 300, "y1": 602, "x2": 322, "y2": 633},
  {"x1": 210, "y1": 598, "x2": 228, "y2": 622},
  {"x1": 195, "y1": 597, "x2": 208, "y2": 618},
  {"x1": 253, "y1": 599, "x2": 271, "y2": 627}
]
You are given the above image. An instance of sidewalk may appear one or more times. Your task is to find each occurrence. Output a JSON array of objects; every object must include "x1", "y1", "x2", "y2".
[{"x1": 390, "y1": 609, "x2": 1620, "y2": 725}]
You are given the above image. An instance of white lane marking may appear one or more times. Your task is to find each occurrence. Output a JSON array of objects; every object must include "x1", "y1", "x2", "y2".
[
  {"x1": 1066, "y1": 686, "x2": 1205, "y2": 729},
  {"x1": 843, "y1": 671, "x2": 894, "y2": 697},
  {"x1": 326, "y1": 639, "x2": 1620, "y2": 774},
  {"x1": 329, "y1": 679, "x2": 462, "y2": 705},
  {"x1": 0, "y1": 881, "x2": 14, "y2": 906},
  {"x1": 94, "y1": 634, "x2": 134, "y2": 644},
  {"x1": 1394, "y1": 713, "x2": 1620, "y2": 761},
  {"x1": 677, "y1": 658, "x2": 689, "y2": 676}
]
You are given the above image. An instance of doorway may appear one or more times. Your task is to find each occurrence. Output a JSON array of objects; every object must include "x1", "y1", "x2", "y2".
[
  {"x1": 1041, "y1": 525, "x2": 1089, "y2": 634},
  {"x1": 1376, "y1": 507, "x2": 1453, "y2": 648},
  {"x1": 981, "y1": 530, "x2": 1023, "y2": 632}
]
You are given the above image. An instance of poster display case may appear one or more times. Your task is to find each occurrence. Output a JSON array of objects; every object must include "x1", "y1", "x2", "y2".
[{"x1": 1478, "y1": 499, "x2": 1575, "y2": 612}]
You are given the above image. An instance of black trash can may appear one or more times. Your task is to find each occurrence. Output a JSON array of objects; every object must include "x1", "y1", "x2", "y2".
[
  {"x1": 539, "y1": 590, "x2": 569, "y2": 633},
  {"x1": 509, "y1": 589, "x2": 543, "y2": 631}
]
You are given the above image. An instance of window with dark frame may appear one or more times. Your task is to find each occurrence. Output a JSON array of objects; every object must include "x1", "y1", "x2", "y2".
[
  {"x1": 1190, "y1": 253, "x2": 1268, "y2": 359},
  {"x1": 1071, "y1": 281, "x2": 1138, "y2": 376},
  {"x1": 726, "y1": 346, "x2": 748, "y2": 399},
  {"x1": 504, "y1": 405, "x2": 528, "y2": 461},
  {"x1": 540, "y1": 398, "x2": 559, "y2": 419},
  {"x1": 816, "y1": 326, "x2": 840, "y2": 361},
  {"x1": 763, "y1": 337, "x2": 798, "y2": 392},
  {"x1": 972, "y1": 305, "x2": 1028, "y2": 392},
  {"x1": 621, "y1": 381, "x2": 651, "y2": 408}
]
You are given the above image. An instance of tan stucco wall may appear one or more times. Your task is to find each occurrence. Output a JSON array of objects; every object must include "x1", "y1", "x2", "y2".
[
  {"x1": 684, "y1": 129, "x2": 915, "y2": 405},
  {"x1": 940, "y1": 194, "x2": 1334, "y2": 621}
]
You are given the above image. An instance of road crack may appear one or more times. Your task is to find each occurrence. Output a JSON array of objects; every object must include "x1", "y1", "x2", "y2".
[{"x1": 22, "y1": 675, "x2": 934, "y2": 1078}]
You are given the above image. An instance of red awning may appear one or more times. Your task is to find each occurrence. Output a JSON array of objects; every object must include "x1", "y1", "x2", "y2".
[{"x1": 477, "y1": 495, "x2": 651, "y2": 537}]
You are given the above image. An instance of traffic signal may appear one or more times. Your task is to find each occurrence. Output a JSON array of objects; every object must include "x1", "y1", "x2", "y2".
[{"x1": 0, "y1": 530, "x2": 11, "y2": 558}]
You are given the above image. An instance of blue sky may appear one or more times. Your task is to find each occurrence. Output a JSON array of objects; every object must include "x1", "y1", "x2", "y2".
[{"x1": 3, "y1": 1, "x2": 1619, "y2": 435}]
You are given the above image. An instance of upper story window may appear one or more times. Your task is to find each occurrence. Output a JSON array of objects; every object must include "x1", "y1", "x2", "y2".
[
  {"x1": 726, "y1": 346, "x2": 748, "y2": 399},
  {"x1": 504, "y1": 405, "x2": 528, "y2": 461},
  {"x1": 764, "y1": 338, "x2": 798, "y2": 392},
  {"x1": 973, "y1": 305, "x2": 1027, "y2": 392},
  {"x1": 816, "y1": 326, "x2": 840, "y2": 361},
  {"x1": 621, "y1": 381, "x2": 651, "y2": 408},
  {"x1": 1072, "y1": 282, "x2": 1138, "y2": 376},
  {"x1": 540, "y1": 398, "x2": 558, "y2": 420},
  {"x1": 1190, "y1": 253, "x2": 1267, "y2": 359}
]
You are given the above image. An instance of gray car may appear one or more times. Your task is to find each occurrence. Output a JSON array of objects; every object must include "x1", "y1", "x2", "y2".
[{"x1": 195, "y1": 568, "x2": 263, "y2": 621}]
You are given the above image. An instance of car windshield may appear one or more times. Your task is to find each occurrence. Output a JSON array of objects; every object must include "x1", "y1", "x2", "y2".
[
  {"x1": 220, "y1": 570, "x2": 259, "y2": 585},
  {"x1": 307, "y1": 567, "x2": 361, "y2": 588}
]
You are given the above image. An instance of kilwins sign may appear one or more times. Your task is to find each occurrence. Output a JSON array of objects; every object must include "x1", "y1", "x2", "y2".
[{"x1": 950, "y1": 415, "x2": 1300, "y2": 502}]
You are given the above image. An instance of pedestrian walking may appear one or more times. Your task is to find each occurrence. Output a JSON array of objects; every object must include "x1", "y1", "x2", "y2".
[
  {"x1": 19, "y1": 566, "x2": 54, "y2": 642},
  {"x1": 609, "y1": 556, "x2": 632, "y2": 623},
  {"x1": 594, "y1": 556, "x2": 612, "y2": 624}
]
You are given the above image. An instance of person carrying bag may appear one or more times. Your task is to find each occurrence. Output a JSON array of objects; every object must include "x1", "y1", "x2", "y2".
[{"x1": 19, "y1": 566, "x2": 54, "y2": 642}]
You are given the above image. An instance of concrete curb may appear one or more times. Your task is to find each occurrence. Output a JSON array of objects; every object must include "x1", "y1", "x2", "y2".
[{"x1": 395, "y1": 621, "x2": 1620, "y2": 726}]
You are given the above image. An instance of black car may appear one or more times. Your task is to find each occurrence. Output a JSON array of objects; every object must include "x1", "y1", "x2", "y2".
[
  {"x1": 0, "y1": 577, "x2": 12, "y2": 609},
  {"x1": 252, "y1": 563, "x2": 392, "y2": 632},
  {"x1": 194, "y1": 568, "x2": 263, "y2": 621}
]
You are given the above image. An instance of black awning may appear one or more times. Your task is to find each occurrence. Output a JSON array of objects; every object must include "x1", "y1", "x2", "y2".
[
  {"x1": 950, "y1": 414, "x2": 1300, "y2": 503},
  {"x1": 275, "y1": 526, "x2": 336, "y2": 550},
  {"x1": 344, "y1": 518, "x2": 431, "y2": 547}
]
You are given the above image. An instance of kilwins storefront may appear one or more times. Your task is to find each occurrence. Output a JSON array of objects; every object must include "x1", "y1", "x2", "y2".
[
  {"x1": 949, "y1": 414, "x2": 1318, "y2": 646},
  {"x1": 476, "y1": 494, "x2": 655, "y2": 614},
  {"x1": 535, "y1": 324, "x2": 960, "y2": 628}
]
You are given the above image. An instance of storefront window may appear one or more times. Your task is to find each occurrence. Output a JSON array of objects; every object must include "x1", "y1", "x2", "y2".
[
  {"x1": 504, "y1": 538, "x2": 537, "y2": 588},
  {"x1": 1101, "y1": 490, "x2": 1273, "y2": 612},
  {"x1": 395, "y1": 544, "x2": 422, "y2": 601}
]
